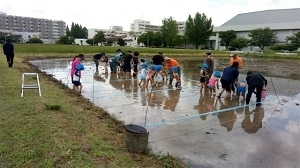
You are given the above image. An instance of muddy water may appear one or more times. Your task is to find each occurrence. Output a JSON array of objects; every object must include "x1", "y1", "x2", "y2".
[{"x1": 31, "y1": 57, "x2": 300, "y2": 168}]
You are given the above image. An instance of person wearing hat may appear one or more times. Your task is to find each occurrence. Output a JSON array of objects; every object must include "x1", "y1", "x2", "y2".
[
  {"x1": 229, "y1": 51, "x2": 243, "y2": 69},
  {"x1": 73, "y1": 63, "x2": 85, "y2": 93},
  {"x1": 204, "y1": 50, "x2": 214, "y2": 84},
  {"x1": 2, "y1": 38, "x2": 14, "y2": 67},
  {"x1": 71, "y1": 54, "x2": 85, "y2": 90},
  {"x1": 164, "y1": 57, "x2": 180, "y2": 85},
  {"x1": 207, "y1": 71, "x2": 221, "y2": 95}
]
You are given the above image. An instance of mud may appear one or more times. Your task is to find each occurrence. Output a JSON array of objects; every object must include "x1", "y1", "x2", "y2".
[{"x1": 30, "y1": 57, "x2": 300, "y2": 168}]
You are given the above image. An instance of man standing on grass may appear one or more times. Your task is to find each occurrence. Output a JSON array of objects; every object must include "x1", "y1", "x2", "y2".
[{"x1": 3, "y1": 38, "x2": 14, "y2": 68}]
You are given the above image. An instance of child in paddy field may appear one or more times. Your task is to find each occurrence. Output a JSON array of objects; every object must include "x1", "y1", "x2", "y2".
[
  {"x1": 207, "y1": 71, "x2": 221, "y2": 95},
  {"x1": 153, "y1": 65, "x2": 163, "y2": 87},
  {"x1": 73, "y1": 63, "x2": 85, "y2": 93},
  {"x1": 171, "y1": 66, "x2": 181, "y2": 88},
  {"x1": 145, "y1": 65, "x2": 155, "y2": 88},
  {"x1": 138, "y1": 59, "x2": 148, "y2": 87},
  {"x1": 200, "y1": 64, "x2": 209, "y2": 93},
  {"x1": 236, "y1": 80, "x2": 247, "y2": 99}
]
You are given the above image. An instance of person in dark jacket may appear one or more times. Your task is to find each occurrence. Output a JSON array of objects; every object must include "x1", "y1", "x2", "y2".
[
  {"x1": 245, "y1": 71, "x2": 268, "y2": 106},
  {"x1": 3, "y1": 39, "x2": 14, "y2": 67},
  {"x1": 217, "y1": 62, "x2": 239, "y2": 99},
  {"x1": 93, "y1": 53, "x2": 107, "y2": 69}
]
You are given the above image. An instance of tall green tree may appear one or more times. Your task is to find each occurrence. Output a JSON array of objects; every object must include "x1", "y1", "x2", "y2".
[
  {"x1": 185, "y1": 12, "x2": 213, "y2": 49},
  {"x1": 248, "y1": 27, "x2": 277, "y2": 50},
  {"x1": 219, "y1": 30, "x2": 237, "y2": 50},
  {"x1": 230, "y1": 37, "x2": 249, "y2": 51},
  {"x1": 161, "y1": 17, "x2": 179, "y2": 47},
  {"x1": 286, "y1": 31, "x2": 300, "y2": 49},
  {"x1": 66, "y1": 25, "x2": 71, "y2": 37},
  {"x1": 137, "y1": 31, "x2": 155, "y2": 47},
  {"x1": 153, "y1": 32, "x2": 162, "y2": 47},
  {"x1": 93, "y1": 31, "x2": 106, "y2": 45},
  {"x1": 70, "y1": 22, "x2": 88, "y2": 38}
]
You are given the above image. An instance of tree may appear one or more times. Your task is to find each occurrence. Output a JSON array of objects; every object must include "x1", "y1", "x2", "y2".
[
  {"x1": 70, "y1": 22, "x2": 88, "y2": 38},
  {"x1": 137, "y1": 31, "x2": 155, "y2": 47},
  {"x1": 174, "y1": 35, "x2": 185, "y2": 48},
  {"x1": 230, "y1": 37, "x2": 249, "y2": 51},
  {"x1": 153, "y1": 32, "x2": 162, "y2": 47},
  {"x1": 93, "y1": 31, "x2": 106, "y2": 45},
  {"x1": 137, "y1": 33, "x2": 147, "y2": 46},
  {"x1": 66, "y1": 25, "x2": 71, "y2": 37},
  {"x1": 248, "y1": 27, "x2": 277, "y2": 50},
  {"x1": 161, "y1": 17, "x2": 179, "y2": 47},
  {"x1": 117, "y1": 38, "x2": 125, "y2": 46},
  {"x1": 58, "y1": 36, "x2": 75, "y2": 44},
  {"x1": 286, "y1": 31, "x2": 300, "y2": 49},
  {"x1": 86, "y1": 38, "x2": 93, "y2": 45},
  {"x1": 185, "y1": 12, "x2": 213, "y2": 49},
  {"x1": 219, "y1": 30, "x2": 237, "y2": 50},
  {"x1": 26, "y1": 38, "x2": 43, "y2": 44}
]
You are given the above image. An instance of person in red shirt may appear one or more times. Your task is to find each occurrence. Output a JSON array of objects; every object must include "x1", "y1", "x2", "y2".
[{"x1": 164, "y1": 57, "x2": 181, "y2": 85}]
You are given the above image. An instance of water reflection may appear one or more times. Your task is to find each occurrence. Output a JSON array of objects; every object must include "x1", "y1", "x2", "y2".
[
  {"x1": 241, "y1": 106, "x2": 264, "y2": 134},
  {"x1": 163, "y1": 88, "x2": 181, "y2": 112},
  {"x1": 217, "y1": 98, "x2": 237, "y2": 132}
]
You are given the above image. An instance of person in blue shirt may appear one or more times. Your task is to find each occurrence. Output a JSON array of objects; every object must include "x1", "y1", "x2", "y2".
[
  {"x1": 109, "y1": 49, "x2": 122, "y2": 73},
  {"x1": 217, "y1": 62, "x2": 239, "y2": 99}
]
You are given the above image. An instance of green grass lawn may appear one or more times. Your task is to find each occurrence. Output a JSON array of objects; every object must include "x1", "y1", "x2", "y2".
[{"x1": 0, "y1": 55, "x2": 185, "y2": 167}]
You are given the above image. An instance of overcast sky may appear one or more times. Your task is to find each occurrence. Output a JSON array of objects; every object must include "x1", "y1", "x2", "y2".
[{"x1": 0, "y1": 0, "x2": 300, "y2": 31}]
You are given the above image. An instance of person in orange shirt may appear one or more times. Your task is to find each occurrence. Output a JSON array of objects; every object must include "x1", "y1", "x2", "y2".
[
  {"x1": 164, "y1": 57, "x2": 181, "y2": 85},
  {"x1": 229, "y1": 51, "x2": 243, "y2": 95},
  {"x1": 229, "y1": 52, "x2": 243, "y2": 69}
]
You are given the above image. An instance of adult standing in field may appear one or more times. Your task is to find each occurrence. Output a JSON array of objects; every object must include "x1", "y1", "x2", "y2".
[
  {"x1": 245, "y1": 71, "x2": 268, "y2": 106},
  {"x1": 229, "y1": 51, "x2": 243, "y2": 69},
  {"x1": 152, "y1": 52, "x2": 164, "y2": 66},
  {"x1": 164, "y1": 57, "x2": 181, "y2": 85},
  {"x1": 132, "y1": 51, "x2": 140, "y2": 77},
  {"x1": 2, "y1": 38, "x2": 14, "y2": 68},
  {"x1": 71, "y1": 54, "x2": 85, "y2": 90},
  {"x1": 93, "y1": 53, "x2": 107, "y2": 70},
  {"x1": 204, "y1": 50, "x2": 214, "y2": 80},
  {"x1": 228, "y1": 51, "x2": 243, "y2": 93},
  {"x1": 217, "y1": 62, "x2": 239, "y2": 99},
  {"x1": 109, "y1": 49, "x2": 123, "y2": 73},
  {"x1": 123, "y1": 51, "x2": 133, "y2": 75}
]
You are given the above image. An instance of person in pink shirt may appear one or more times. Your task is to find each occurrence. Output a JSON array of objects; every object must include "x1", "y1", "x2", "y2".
[{"x1": 71, "y1": 54, "x2": 85, "y2": 90}]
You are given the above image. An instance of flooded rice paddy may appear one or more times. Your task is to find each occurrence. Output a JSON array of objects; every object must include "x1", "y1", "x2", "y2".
[{"x1": 30, "y1": 57, "x2": 300, "y2": 168}]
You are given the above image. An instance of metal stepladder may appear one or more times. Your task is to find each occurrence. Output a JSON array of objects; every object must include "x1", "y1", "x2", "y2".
[{"x1": 21, "y1": 73, "x2": 41, "y2": 97}]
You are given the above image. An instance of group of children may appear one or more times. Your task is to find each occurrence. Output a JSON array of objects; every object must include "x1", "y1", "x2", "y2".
[
  {"x1": 199, "y1": 65, "x2": 267, "y2": 100},
  {"x1": 138, "y1": 59, "x2": 181, "y2": 88}
]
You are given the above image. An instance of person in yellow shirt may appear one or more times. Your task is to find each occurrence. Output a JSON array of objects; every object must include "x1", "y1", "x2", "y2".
[{"x1": 229, "y1": 52, "x2": 243, "y2": 69}]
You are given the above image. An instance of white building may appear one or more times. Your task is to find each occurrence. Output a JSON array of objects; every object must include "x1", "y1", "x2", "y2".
[
  {"x1": 130, "y1": 19, "x2": 160, "y2": 33},
  {"x1": 0, "y1": 29, "x2": 41, "y2": 43},
  {"x1": 87, "y1": 28, "x2": 127, "y2": 39},
  {"x1": 177, "y1": 21, "x2": 186, "y2": 36},
  {"x1": 0, "y1": 12, "x2": 66, "y2": 40},
  {"x1": 213, "y1": 8, "x2": 300, "y2": 50}
]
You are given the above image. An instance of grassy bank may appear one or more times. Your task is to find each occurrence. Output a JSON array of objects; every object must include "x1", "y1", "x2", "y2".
[{"x1": 0, "y1": 55, "x2": 185, "y2": 167}]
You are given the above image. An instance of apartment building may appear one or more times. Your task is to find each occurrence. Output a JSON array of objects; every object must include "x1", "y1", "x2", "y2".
[
  {"x1": 0, "y1": 12, "x2": 66, "y2": 39},
  {"x1": 87, "y1": 26, "x2": 127, "y2": 39},
  {"x1": 130, "y1": 19, "x2": 186, "y2": 34},
  {"x1": 130, "y1": 19, "x2": 161, "y2": 33}
]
